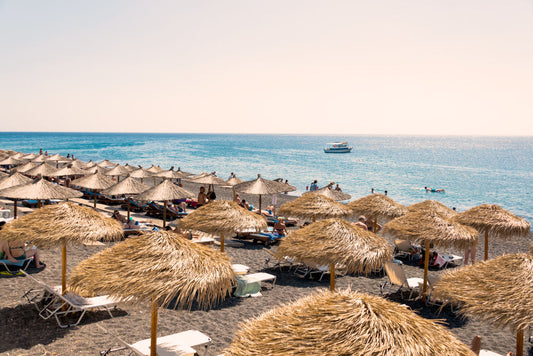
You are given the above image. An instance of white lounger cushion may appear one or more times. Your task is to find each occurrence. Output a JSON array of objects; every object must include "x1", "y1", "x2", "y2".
[{"x1": 129, "y1": 330, "x2": 211, "y2": 356}]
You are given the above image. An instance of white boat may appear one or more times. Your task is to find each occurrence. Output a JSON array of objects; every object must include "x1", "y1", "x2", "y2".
[{"x1": 324, "y1": 142, "x2": 352, "y2": 153}]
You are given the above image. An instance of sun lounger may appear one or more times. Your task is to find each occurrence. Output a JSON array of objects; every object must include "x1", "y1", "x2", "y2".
[
  {"x1": 441, "y1": 254, "x2": 463, "y2": 268},
  {"x1": 0, "y1": 257, "x2": 33, "y2": 275},
  {"x1": 250, "y1": 232, "x2": 284, "y2": 245},
  {"x1": 309, "y1": 264, "x2": 347, "y2": 281},
  {"x1": 232, "y1": 264, "x2": 250, "y2": 275},
  {"x1": 380, "y1": 261, "x2": 423, "y2": 300},
  {"x1": 128, "y1": 330, "x2": 212, "y2": 356},
  {"x1": 121, "y1": 198, "x2": 148, "y2": 212},
  {"x1": 21, "y1": 271, "x2": 120, "y2": 328},
  {"x1": 234, "y1": 272, "x2": 276, "y2": 297},
  {"x1": 263, "y1": 248, "x2": 297, "y2": 271}
]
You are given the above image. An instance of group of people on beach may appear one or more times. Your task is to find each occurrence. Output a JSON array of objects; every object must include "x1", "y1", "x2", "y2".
[{"x1": 0, "y1": 221, "x2": 44, "y2": 268}]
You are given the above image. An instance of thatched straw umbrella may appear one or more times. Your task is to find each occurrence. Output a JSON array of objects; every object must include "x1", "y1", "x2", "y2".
[
  {"x1": 46, "y1": 153, "x2": 71, "y2": 168},
  {"x1": 0, "y1": 171, "x2": 7, "y2": 178},
  {"x1": 123, "y1": 163, "x2": 137, "y2": 172},
  {"x1": 12, "y1": 161, "x2": 38, "y2": 174},
  {"x1": 50, "y1": 165, "x2": 88, "y2": 185},
  {"x1": 71, "y1": 171, "x2": 115, "y2": 208},
  {"x1": 128, "y1": 167, "x2": 153, "y2": 183},
  {"x1": 69, "y1": 159, "x2": 87, "y2": 169},
  {"x1": 347, "y1": 194, "x2": 407, "y2": 233},
  {"x1": 84, "y1": 165, "x2": 109, "y2": 174},
  {"x1": 155, "y1": 167, "x2": 190, "y2": 187},
  {"x1": 0, "y1": 173, "x2": 34, "y2": 217},
  {"x1": 0, "y1": 156, "x2": 23, "y2": 171},
  {"x1": 234, "y1": 175, "x2": 297, "y2": 213},
  {"x1": 85, "y1": 160, "x2": 96, "y2": 168},
  {"x1": 97, "y1": 159, "x2": 117, "y2": 168},
  {"x1": 304, "y1": 185, "x2": 351, "y2": 201},
  {"x1": 68, "y1": 230, "x2": 235, "y2": 356},
  {"x1": 382, "y1": 210, "x2": 478, "y2": 298},
  {"x1": 0, "y1": 177, "x2": 82, "y2": 208},
  {"x1": 433, "y1": 253, "x2": 533, "y2": 356},
  {"x1": 276, "y1": 218, "x2": 392, "y2": 291},
  {"x1": 24, "y1": 162, "x2": 58, "y2": 177},
  {"x1": 407, "y1": 199, "x2": 456, "y2": 218},
  {"x1": 105, "y1": 164, "x2": 130, "y2": 183},
  {"x1": 134, "y1": 180, "x2": 195, "y2": 227},
  {"x1": 278, "y1": 193, "x2": 352, "y2": 223},
  {"x1": 0, "y1": 202, "x2": 121, "y2": 294},
  {"x1": 31, "y1": 154, "x2": 48, "y2": 163},
  {"x1": 453, "y1": 204, "x2": 530, "y2": 261},
  {"x1": 146, "y1": 164, "x2": 164, "y2": 173},
  {"x1": 224, "y1": 176, "x2": 244, "y2": 200},
  {"x1": 179, "y1": 200, "x2": 267, "y2": 252},
  {"x1": 102, "y1": 176, "x2": 149, "y2": 220},
  {"x1": 21, "y1": 153, "x2": 38, "y2": 160},
  {"x1": 224, "y1": 289, "x2": 474, "y2": 356}
]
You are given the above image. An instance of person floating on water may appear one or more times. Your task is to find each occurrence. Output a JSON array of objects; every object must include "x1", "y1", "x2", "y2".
[{"x1": 425, "y1": 186, "x2": 445, "y2": 193}]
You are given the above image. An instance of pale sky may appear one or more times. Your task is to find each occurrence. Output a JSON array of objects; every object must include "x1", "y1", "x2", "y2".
[{"x1": 1, "y1": 1, "x2": 532, "y2": 135}]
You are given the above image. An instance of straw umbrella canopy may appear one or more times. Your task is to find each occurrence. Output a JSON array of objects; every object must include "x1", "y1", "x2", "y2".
[
  {"x1": 46, "y1": 153, "x2": 71, "y2": 167},
  {"x1": 234, "y1": 174, "x2": 297, "y2": 212},
  {"x1": 0, "y1": 171, "x2": 7, "y2": 178},
  {"x1": 31, "y1": 154, "x2": 48, "y2": 163},
  {"x1": 407, "y1": 199, "x2": 456, "y2": 218},
  {"x1": 433, "y1": 253, "x2": 533, "y2": 356},
  {"x1": 50, "y1": 165, "x2": 88, "y2": 181},
  {"x1": 382, "y1": 210, "x2": 478, "y2": 298},
  {"x1": 304, "y1": 185, "x2": 351, "y2": 201},
  {"x1": 68, "y1": 230, "x2": 235, "y2": 356},
  {"x1": 347, "y1": 194, "x2": 408, "y2": 233},
  {"x1": 0, "y1": 202, "x2": 122, "y2": 296},
  {"x1": 187, "y1": 172, "x2": 226, "y2": 185},
  {"x1": 24, "y1": 162, "x2": 58, "y2": 177},
  {"x1": 84, "y1": 165, "x2": 109, "y2": 174},
  {"x1": 85, "y1": 160, "x2": 97, "y2": 168},
  {"x1": 71, "y1": 171, "x2": 115, "y2": 208},
  {"x1": 224, "y1": 289, "x2": 474, "y2": 356},
  {"x1": 452, "y1": 204, "x2": 530, "y2": 261},
  {"x1": 105, "y1": 164, "x2": 130, "y2": 182},
  {"x1": 276, "y1": 218, "x2": 392, "y2": 291},
  {"x1": 224, "y1": 176, "x2": 244, "y2": 200},
  {"x1": 278, "y1": 193, "x2": 352, "y2": 223},
  {"x1": 128, "y1": 167, "x2": 154, "y2": 183},
  {"x1": 123, "y1": 163, "x2": 137, "y2": 172},
  {"x1": 179, "y1": 200, "x2": 267, "y2": 252},
  {"x1": 155, "y1": 168, "x2": 190, "y2": 186},
  {"x1": 134, "y1": 179, "x2": 195, "y2": 227},
  {"x1": 0, "y1": 156, "x2": 23, "y2": 169},
  {"x1": 21, "y1": 153, "x2": 38, "y2": 160},
  {"x1": 69, "y1": 159, "x2": 87, "y2": 169},
  {"x1": 97, "y1": 159, "x2": 117, "y2": 168},
  {"x1": 102, "y1": 177, "x2": 149, "y2": 220},
  {"x1": 0, "y1": 173, "x2": 34, "y2": 217},
  {"x1": 12, "y1": 161, "x2": 38, "y2": 174}
]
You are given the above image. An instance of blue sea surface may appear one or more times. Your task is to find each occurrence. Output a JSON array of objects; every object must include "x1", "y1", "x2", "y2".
[{"x1": 1, "y1": 132, "x2": 531, "y2": 221}]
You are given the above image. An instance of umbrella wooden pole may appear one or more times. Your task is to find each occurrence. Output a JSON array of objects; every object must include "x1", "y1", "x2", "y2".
[
  {"x1": 232, "y1": 188, "x2": 235, "y2": 200},
  {"x1": 220, "y1": 233, "x2": 224, "y2": 252},
  {"x1": 94, "y1": 191, "x2": 97, "y2": 209},
  {"x1": 373, "y1": 218, "x2": 377, "y2": 233},
  {"x1": 330, "y1": 263, "x2": 335, "y2": 291},
  {"x1": 484, "y1": 230, "x2": 489, "y2": 261},
  {"x1": 312, "y1": 216, "x2": 316, "y2": 223},
  {"x1": 163, "y1": 201, "x2": 167, "y2": 228},
  {"x1": 13, "y1": 199, "x2": 17, "y2": 218},
  {"x1": 517, "y1": 329, "x2": 524, "y2": 356},
  {"x1": 61, "y1": 240, "x2": 67, "y2": 295},
  {"x1": 259, "y1": 195, "x2": 262, "y2": 213},
  {"x1": 127, "y1": 199, "x2": 131, "y2": 221},
  {"x1": 422, "y1": 241, "x2": 430, "y2": 302},
  {"x1": 150, "y1": 299, "x2": 158, "y2": 356}
]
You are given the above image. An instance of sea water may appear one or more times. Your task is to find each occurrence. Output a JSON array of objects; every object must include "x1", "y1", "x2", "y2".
[{"x1": 0, "y1": 132, "x2": 531, "y2": 221}]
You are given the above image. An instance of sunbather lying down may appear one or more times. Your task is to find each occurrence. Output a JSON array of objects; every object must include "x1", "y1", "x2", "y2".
[{"x1": 0, "y1": 222, "x2": 44, "y2": 268}]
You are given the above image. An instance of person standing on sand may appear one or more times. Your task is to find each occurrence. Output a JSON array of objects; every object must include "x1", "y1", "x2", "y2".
[
  {"x1": 464, "y1": 245, "x2": 476, "y2": 265},
  {"x1": 310, "y1": 180, "x2": 318, "y2": 191},
  {"x1": 197, "y1": 187, "x2": 208, "y2": 207}
]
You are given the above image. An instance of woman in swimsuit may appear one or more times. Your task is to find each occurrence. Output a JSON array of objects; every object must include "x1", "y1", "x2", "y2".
[{"x1": 273, "y1": 218, "x2": 287, "y2": 236}]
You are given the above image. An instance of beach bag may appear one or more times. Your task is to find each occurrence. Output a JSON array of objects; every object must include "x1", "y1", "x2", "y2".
[{"x1": 209, "y1": 191, "x2": 216, "y2": 200}]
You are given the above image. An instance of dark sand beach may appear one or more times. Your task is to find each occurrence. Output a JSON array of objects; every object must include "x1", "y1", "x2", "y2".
[{"x1": 0, "y1": 182, "x2": 531, "y2": 355}]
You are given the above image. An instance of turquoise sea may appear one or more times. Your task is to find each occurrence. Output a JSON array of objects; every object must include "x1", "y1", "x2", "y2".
[{"x1": 1, "y1": 132, "x2": 531, "y2": 221}]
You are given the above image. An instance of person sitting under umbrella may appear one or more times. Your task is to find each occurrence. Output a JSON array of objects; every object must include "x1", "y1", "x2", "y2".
[
  {"x1": 111, "y1": 210, "x2": 127, "y2": 223},
  {"x1": 273, "y1": 218, "x2": 287, "y2": 236},
  {"x1": 0, "y1": 222, "x2": 44, "y2": 268}
]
